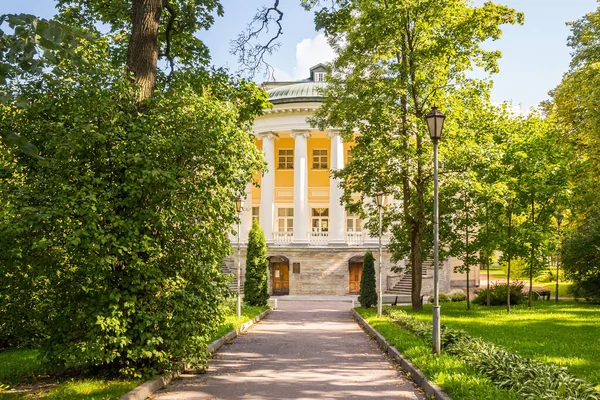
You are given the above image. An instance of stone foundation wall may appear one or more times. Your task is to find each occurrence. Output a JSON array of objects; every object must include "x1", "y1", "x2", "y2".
[{"x1": 224, "y1": 245, "x2": 452, "y2": 296}]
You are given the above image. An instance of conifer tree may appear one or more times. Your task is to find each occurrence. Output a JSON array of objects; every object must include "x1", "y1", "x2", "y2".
[
  {"x1": 244, "y1": 219, "x2": 269, "y2": 306},
  {"x1": 358, "y1": 251, "x2": 377, "y2": 308}
]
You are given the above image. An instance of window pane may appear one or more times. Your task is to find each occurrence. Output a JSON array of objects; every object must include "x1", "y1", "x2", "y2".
[
  {"x1": 278, "y1": 208, "x2": 285, "y2": 217},
  {"x1": 287, "y1": 208, "x2": 294, "y2": 217},
  {"x1": 288, "y1": 219, "x2": 293, "y2": 228},
  {"x1": 278, "y1": 220, "x2": 284, "y2": 230}
]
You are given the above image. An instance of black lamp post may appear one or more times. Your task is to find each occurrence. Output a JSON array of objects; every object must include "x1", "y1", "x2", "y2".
[
  {"x1": 375, "y1": 192, "x2": 385, "y2": 317},
  {"x1": 555, "y1": 212, "x2": 563, "y2": 303},
  {"x1": 425, "y1": 106, "x2": 445, "y2": 355},
  {"x1": 235, "y1": 196, "x2": 244, "y2": 318}
]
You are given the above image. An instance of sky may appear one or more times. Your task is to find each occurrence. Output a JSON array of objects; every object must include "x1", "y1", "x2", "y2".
[{"x1": 2, "y1": 0, "x2": 599, "y2": 110}]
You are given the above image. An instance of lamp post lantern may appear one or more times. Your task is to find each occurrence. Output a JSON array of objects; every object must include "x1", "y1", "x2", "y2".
[
  {"x1": 376, "y1": 192, "x2": 385, "y2": 317},
  {"x1": 425, "y1": 106, "x2": 445, "y2": 355},
  {"x1": 555, "y1": 212, "x2": 563, "y2": 303},
  {"x1": 235, "y1": 196, "x2": 244, "y2": 318}
]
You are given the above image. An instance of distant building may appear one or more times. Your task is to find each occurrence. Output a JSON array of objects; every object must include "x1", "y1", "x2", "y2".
[{"x1": 226, "y1": 65, "x2": 477, "y2": 296}]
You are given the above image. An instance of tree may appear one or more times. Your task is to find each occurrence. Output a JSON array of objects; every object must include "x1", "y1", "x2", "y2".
[
  {"x1": 0, "y1": 1, "x2": 268, "y2": 376},
  {"x1": 358, "y1": 251, "x2": 377, "y2": 308},
  {"x1": 561, "y1": 213, "x2": 600, "y2": 303},
  {"x1": 244, "y1": 219, "x2": 269, "y2": 307},
  {"x1": 307, "y1": 0, "x2": 522, "y2": 310}
]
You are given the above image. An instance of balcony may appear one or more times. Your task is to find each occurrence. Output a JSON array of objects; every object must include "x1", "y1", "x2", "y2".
[
  {"x1": 308, "y1": 231, "x2": 329, "y2": 245},
  {"x1": 345, "y1": 231, "x2": 365, "y2": 246},
  {"x1": 273, "y1": 231, "x2": 293, "y2": 245}
]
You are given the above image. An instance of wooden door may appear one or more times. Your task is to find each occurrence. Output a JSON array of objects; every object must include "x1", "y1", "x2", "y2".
[
  {"x1": 272, "y1": 262, "x2": 290, "y2": 295},
  {"x1": 349, "y1": 262, "x2": 363, "y2": 294}
]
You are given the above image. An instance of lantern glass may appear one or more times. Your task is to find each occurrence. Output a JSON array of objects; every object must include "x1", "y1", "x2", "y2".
[
  {"x1": 556, "y1": 212, "x2": 564, "y2": 226},
  {"x1": 235, "y1": 196, "x2": 244, "y2": 213},
  {"x1": 376, "y1": 193, "x2": 385, "y2": 207},
  {"x1": 425, "y1": 107, "x2": 445, "y2": 141}
]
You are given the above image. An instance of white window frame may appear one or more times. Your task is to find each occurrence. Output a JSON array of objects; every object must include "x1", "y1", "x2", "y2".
[
  {"x1": 346, "y1": 214, "x2": 363, "y2": 232},
  {"x1": 277, "y1": 207, "x2": 294, "y2": 232},
  {"x1": 315, "y1": 72, "x2": 325, "y2": 82},
  {"x1": 312, "y1": 149, "x2": 328, "y2": 170},
  {"x1": 311, "y1": 208, "x2": 329, "y2": 232},
  {"x1": 277, "y1": 149, "x2": 294, "y2": 170}
]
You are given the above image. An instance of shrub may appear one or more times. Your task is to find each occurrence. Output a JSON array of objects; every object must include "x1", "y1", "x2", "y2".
[
  {"x1": 451, "y1": 291, "x2": 467, "y2": 302},
  {"x1": 358, "y1": 251, "x2": 377, "y2": 308},
  {"x1": 0, "y1": 55, "x2": 265, "y2": 376},
  {"x1": 244, "y1": 220, "x2": 269, "y2": 307},
  {"x1": 472, "y1": 281, "x2": 525, "y2": 306},
  {"x1": 428, "y1": 292, "x2": 451, "y2": 303},
  {"x1": 384, "y1": 308, "x2": 600, "y2": 399}
]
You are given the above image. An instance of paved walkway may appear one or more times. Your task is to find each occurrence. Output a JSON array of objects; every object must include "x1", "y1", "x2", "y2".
[{"x1": 154, "y1": 301, "x2": 425, "y2": 399}]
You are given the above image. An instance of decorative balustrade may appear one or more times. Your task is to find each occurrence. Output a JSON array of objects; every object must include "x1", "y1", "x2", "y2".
[
  {"x1": 346, "y1": 231, "x2": 365, "y2": 246},
  {"x1": 308, "y1": 231, "x2": 329, "y2": 245},
  {"x1": 273, "y1": 231, "x2": 293, "y2": 245}
]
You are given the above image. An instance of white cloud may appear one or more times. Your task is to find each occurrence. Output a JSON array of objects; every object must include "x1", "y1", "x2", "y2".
[
  {"x1": 274, "y1": 33, "x2": 335, "y2": 81},
  {"x1": 272, "y1": 67, "x2": 293, "y2": 82}
]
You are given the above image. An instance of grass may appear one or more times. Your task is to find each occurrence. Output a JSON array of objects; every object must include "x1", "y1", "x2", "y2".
[
  {"x1": 0, "y1": 304, "x2": 269, "y2": 399},
  {"x1": 481, "y1": 269, "x2": 574, "y2": 297},
  {"x1": 399, "y1": 301, "x2": 600, "y2": 389},
  {"x1": 356, "y1": 307, "x2": 517, "y2": 400}
]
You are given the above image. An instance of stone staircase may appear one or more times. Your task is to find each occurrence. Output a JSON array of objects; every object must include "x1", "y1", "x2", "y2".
[
  {"x1": 386, "y1": 261, "x2": 433, "y2": 295},
  {"x1": 222, "y1": 261, "x2": 244, "y2": 294}
]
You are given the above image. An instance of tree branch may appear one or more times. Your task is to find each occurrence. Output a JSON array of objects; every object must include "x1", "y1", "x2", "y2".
[{"x1": 231, "y1": 0, "x2": 283, "y2": 79}]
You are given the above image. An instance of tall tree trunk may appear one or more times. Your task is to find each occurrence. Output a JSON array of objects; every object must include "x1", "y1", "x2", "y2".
[
  {"x1": 506, "y1": 208, "x2": 512, "y2": 313},
  {"x1": 465, "y1": 194, "x2": 470, "y2": 310},
  {"x1": 528, "y1": 195, "x2": 535, "y2": 308},
  {"x1": 128, "y1": 0, "x2": 163, "y2": 102}
]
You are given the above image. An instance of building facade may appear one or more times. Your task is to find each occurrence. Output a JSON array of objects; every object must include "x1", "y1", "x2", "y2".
[{"x1": 226, "y1": 65, "x2": 476, "y2": 296}]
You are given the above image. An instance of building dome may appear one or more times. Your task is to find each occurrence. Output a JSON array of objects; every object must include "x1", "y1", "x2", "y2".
[{"x1": 268, "y1": 82, "x2": 326, "y2": 104}]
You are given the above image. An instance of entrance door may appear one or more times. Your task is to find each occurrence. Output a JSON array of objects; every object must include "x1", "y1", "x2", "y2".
[
  {"x1": 349, "y1": 262, "x2": 363, "y2": 294},
  {"x1": 272, "y1": 262, "x2": 290, "y2": 295}
]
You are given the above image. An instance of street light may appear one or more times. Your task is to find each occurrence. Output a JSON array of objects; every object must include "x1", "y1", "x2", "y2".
[
  {"x1": 425, "y1": 106, "x2": 445, "y2": 355},
  {"x1": 235, "y1": 196, "x2": 244, "y2": 318},
  {"x1": 375, "y1": 192, "x2": 385, "y2": 317},
  {"x1": 555, "y1": 212, "x2": 563, "y2": 303}
]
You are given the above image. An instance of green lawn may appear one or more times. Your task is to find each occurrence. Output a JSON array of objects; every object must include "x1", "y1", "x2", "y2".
[
  {"x1": 0, "y1": 304, "x2": 269, "y2": 399},
  {"x1": 356, "y1": 308, "x2": 517, "y2": 400},
  {"x1": 400, "y1": 301, "x2": 600, "y2": 389}
]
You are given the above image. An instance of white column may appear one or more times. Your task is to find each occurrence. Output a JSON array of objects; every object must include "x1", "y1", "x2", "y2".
[
  {"x1": 240, "y1": 182, "x2": 253, "y2": 243},
  {"x1": 328, "y1": 130, "x2": 346, "y2": 244},
  {"x1": 291, "y1": 130, "x2": 310, "y2": 244},
  {"x1": 259, "y1": 132, "x2": 277, "y2": 244}
]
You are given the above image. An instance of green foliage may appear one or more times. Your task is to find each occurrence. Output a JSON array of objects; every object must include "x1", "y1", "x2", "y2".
[
  {"x1": 472, "y1": 281, "x2": 525, "y2": 306},
  {"x1": 450, "y1": 291, "x2": 467, "y2": 302},
  {"x1": 358, "y1": 251, "x2": 377, "y2": 308},
  {"x1": 448, "y1": 337, "x2": 600, "y2": 400},
  {"x1": 562, "y1": 212, "x2": 600, "y2": 304},
  {"x1": 244, "y1": 220, "x2": 269, "y2": 307},
  {"x1": 427, "y1": 293, "x2": 451, "y2": 303},
  {"x1": 0, "y1": 40, "x2": 266, "y2": 376},
  {"x1": 384, "y1": 307, "x2": 600, "y2": 399},
  {"x1": 305, "y1": 0, "x2": 522, "y2": 310},
  {"x1": 359, "y1": 307, "x2": 518, "y2": 400}
]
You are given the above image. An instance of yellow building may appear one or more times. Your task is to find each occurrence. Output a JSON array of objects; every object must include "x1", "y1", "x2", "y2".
[{"x1": 227, "y1": 65, "x2": 477, "y2": 296}]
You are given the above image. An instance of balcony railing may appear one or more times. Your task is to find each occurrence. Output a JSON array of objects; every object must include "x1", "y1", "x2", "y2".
[
  {"x1": 308, "y1": 231, "x2": 329, "y2": 245},
  {"x1": 273, "y1": 231, "x2": 293, "y2": 245},
  {"x1": 346, "y1": 231, "x2": 365, "y2": 246}
]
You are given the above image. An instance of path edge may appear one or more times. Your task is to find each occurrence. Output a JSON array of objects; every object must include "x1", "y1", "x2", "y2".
[
  {"x1": 352, "y1": 308, "x2": 451, "y2": 400},
  {"x1": 118, "y1": 308, "x2": 272, "y2": 400}
]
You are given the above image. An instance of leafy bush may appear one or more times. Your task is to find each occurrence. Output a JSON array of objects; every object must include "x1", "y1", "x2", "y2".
[
  {"x1": 447, "y1": 337, "x2": 600, "y2": 400},
  {"x1": 428, "y1": 292, "x2": 451, "y2": 303},
  {"x1": 472, "y1": 281, "x2": 525, "y2": 306},
  {"x1": 0, "y1": 45, "x2": 266, "y2": 376},
  {"x1": 562, "y1": 212, "x2": 600, "y2": 304},
  {"x1": 384, "y1": 308, "x2": 600, "y2": 399},
  {"x1": 451, "y1": 291, "x2": 467, "y2": 302},
  {"x1": 359, "y1": 251, "x2": 377, "y2": 308},
  {"x1": 244, "y1": 220, "x2": 269, "y2": 307}
]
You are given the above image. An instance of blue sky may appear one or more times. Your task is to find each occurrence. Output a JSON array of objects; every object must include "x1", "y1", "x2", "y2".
[{"x1": 2, "y1": 0, "x2": 599, "y2": 110}]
